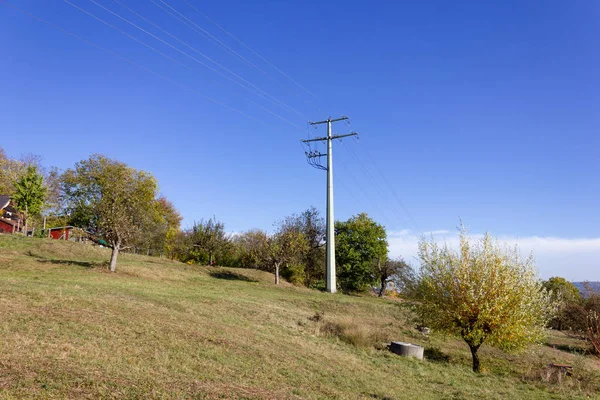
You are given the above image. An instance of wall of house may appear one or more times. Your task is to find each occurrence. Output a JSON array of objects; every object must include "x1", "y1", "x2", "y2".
[{"x1": 0, "y1": 220, "x2": 15, "y2": 234}]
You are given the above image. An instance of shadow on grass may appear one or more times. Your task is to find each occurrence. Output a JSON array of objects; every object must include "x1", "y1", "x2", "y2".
[
  {"x1": 546, "y1": 342, "x2": 591, "y2": 355},
  {"x1": 208, "y1": 270, "x2": 259, "y2": 282},
  {"x1": 35, "y1": 258, "x2": 108, "y2": 269}
]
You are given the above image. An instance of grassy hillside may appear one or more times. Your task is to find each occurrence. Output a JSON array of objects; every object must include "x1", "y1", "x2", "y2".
[{"x1": 1, "y1": 235, "x2": 599, "y2": 399}]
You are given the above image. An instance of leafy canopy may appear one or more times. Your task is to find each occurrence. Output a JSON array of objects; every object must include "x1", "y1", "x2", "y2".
[
  {"x1": 13, "y1": 164, "x2": 46, "y2": 217},
  {"x1": 61, "y1": 155, "x2": 158, "y2": 270},
  {"x1": 267, "y1": 225, "x2": 308, "y2": 284},
  {"x1": 415, "y1": 227, "x2": 553, "y2": 372},
  {"x1": 0, "y1": 148, "x2": 26, "y2": 196},
  {"x1": 542, "y1": 277, "x2": 581, "y2": 303},
  {"x1": 335, "y1": 213, "x2": 388, "y2": 293},
  {"x1": 186, "y1": 217, "x2": 230, "y2": 264},
  {"x1": 279, "y1": 207, "x2": 326, "y2": 286}
]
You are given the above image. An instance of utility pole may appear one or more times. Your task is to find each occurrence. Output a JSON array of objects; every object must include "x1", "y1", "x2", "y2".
[{"x1": 302, "y1": 116, "x2": 357, "y2": 293}]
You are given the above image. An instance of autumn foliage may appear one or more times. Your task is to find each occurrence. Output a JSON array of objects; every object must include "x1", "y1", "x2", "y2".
[{"x1": 414, "y1": 228, "x2": 553, "y2": 372}]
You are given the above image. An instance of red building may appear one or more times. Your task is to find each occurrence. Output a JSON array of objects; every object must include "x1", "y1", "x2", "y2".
[
  {"x1": 0, "y1": 195, "x2": 21, "y2": 234},
  {"x1": 48, "y1": 226, "x2": 74, "y2": 240},
  {"x1": 0, "y1": 218, "x2": 16, "y2": 234}
]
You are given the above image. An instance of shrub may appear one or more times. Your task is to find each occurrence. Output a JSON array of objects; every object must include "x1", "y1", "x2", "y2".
[{"x1": 281, "y1": 263, "x2": 305, "y2": 286}]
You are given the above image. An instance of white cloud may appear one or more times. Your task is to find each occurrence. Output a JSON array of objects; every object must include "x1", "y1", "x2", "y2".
[{"x1": 388, "y1": 231, "x2": 600, "y2": 282}]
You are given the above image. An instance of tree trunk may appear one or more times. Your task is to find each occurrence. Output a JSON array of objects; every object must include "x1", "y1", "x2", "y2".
[
  {"x1": 468, "y1": 343, "x2": 481, "y2": 373},
  {"x1": 110, "y1": 242, "x2": 120, "y2": 272},
  {"x1": 23, "y1": 204, "x2": 28, "y2": 236},
  {"x1": 275, "y1": 262, "x2": 280, "y2": 285},
  {"x1": 378, "y1": 258, "x2": 385, "y2": 297},
  {"x1": 379, "y1": 276, "x2": 386, "y2": 297}
]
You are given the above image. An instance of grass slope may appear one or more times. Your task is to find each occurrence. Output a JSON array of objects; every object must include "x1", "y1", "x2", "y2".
[{"x1": 1, "y1": 235, "x2": 599, "y2": 399}]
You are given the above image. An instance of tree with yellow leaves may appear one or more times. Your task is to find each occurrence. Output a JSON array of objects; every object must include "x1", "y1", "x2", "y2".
[{"x1": 414, "y1": 227, "x2": 553, "y2": 372}]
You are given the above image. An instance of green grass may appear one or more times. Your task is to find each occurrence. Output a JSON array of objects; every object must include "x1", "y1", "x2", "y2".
[{"x1": 1, "y1": 235, "x2": 599, "y2": 399}]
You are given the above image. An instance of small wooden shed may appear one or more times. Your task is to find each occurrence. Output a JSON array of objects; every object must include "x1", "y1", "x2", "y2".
[{"x1": 48, "y1": 226, "x2": 74, "y2": 240}]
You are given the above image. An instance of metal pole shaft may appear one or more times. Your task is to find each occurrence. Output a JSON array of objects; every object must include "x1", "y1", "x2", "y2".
[{"x1": 326, "y1": 119, "x2": 336, "y2": 293}]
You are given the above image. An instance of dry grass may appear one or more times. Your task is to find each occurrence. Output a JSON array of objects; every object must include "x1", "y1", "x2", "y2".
[{"x1": 1, "y1": 235, "x2": 599, "y2": 399}]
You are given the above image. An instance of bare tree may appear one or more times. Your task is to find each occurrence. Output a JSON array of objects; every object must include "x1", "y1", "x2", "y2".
[{"x1": 375, "y1": 257, "x2": 409, "y2": 297}]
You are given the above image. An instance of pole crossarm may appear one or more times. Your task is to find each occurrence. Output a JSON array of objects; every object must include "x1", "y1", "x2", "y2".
[
  {"x1": 302, "y1": 136, "x2": 328, "y2": 143},
  {"x1": 332, "y1": 132, "x2": 358, "y2": 140},
  {"x1": 302, "y1": 132, "x2": 358, "y2": 143},
  {"x1": 309, "y1": 116, "x2": 349, "y2": 125}
]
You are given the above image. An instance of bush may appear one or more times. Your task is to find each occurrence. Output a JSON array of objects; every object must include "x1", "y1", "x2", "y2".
[
  {"x1": 322, "y1": 318, "x2": 380, "y2": 347},
  {"x1": 281, "y1": 263, "x2": 305, "y2": 286},
  {"x1": 308, "y1": 315, "x2": 384, "y2": 348},
  {"x1": 308, "y1": 279, "x2": 326, "y2": 291}
]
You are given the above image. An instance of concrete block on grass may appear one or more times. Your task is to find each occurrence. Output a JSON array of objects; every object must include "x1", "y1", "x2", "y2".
[{"x1": 389, "y1": 342, "x2": 424, "y2": 360}]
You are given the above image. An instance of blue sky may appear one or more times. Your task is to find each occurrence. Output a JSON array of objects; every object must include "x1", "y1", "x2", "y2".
[{"x1": 1, "y1": 1, "x2": 598, "y2": 279}]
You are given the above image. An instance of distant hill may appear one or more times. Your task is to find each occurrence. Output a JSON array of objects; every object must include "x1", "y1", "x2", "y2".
[{"x1": 572, "y1": 281, "x2": 600, "y2": 296}]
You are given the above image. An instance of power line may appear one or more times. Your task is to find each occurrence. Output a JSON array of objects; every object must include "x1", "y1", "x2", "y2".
[
  {"x1": 108, "y1": 0, "x2": 302, "y2": 128},
  {"x1": 149, "y1": 0, "x2": 310, "y2": 120},
  {"x1": 1, "y1": 2, "x2": 266, "y2": 125},
  {"x1": 362, "y1": 145, "x2": 420, "y2": 231},
  {"x1": 336, "y1": 154, "x2": 390, "y2": 223},
  {"x1": 82, "y1": 0, "x2": 306, "y2": 125},
  {"x1": 63, "y1": 0, "x2": 301, "y2": 128},
  {"x1": 335, "y1": 161, "x2": 369, "y2": 211},
  {"x1": 180, "y1": 0, "x2": 320, "y2": 100},
  {"x1": 157, "y1": 0, "x2": 271, "y2": 80},
  {"x1": 64, "y1": 0, "x2": 190, "y2": 69},
  {"x1": 340, "y1": 140, "x2": 413, "y2": 230}
]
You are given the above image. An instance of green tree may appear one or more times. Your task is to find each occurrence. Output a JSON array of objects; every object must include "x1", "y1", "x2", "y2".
[
  {"x1": 335, "y1": 213, "x2": 388, "y2": 293},
  {"x1": 13, "y1": 165, "x2": 46, "y2": 234},
  {"x1": 266, "y1": 223, "x2": 308, "y2": 285},
  {"x1": 237, "y1": 229, "x2": 270, "y2": 269},
  {"x1": 268, "y1": 230, "x2": 308, "y2": 285},
  {"x1": 280, "y1": 207, "x2": 326, "y2": 287},
  {"x1": 141, "y1": 196, "x2": 182, "y2": 257},
  {"x1": 61, "y1": 155, "x2": 158, "y2": 272},
  {"x1": 0, "y1": 148, "x2": 26, "y2": 196},
  {"x1": 542, "y1": 277, "x2": 581, "y2": 302},
  {"x1": 415, "y1": 228, "x2": 553, "y2": 372},
  {"x1": 542, "y1": 277, "x2": 582, "y2": 330},
  {"x1": 187, "y1": 217, "x2": 230, "y2": 265}
]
